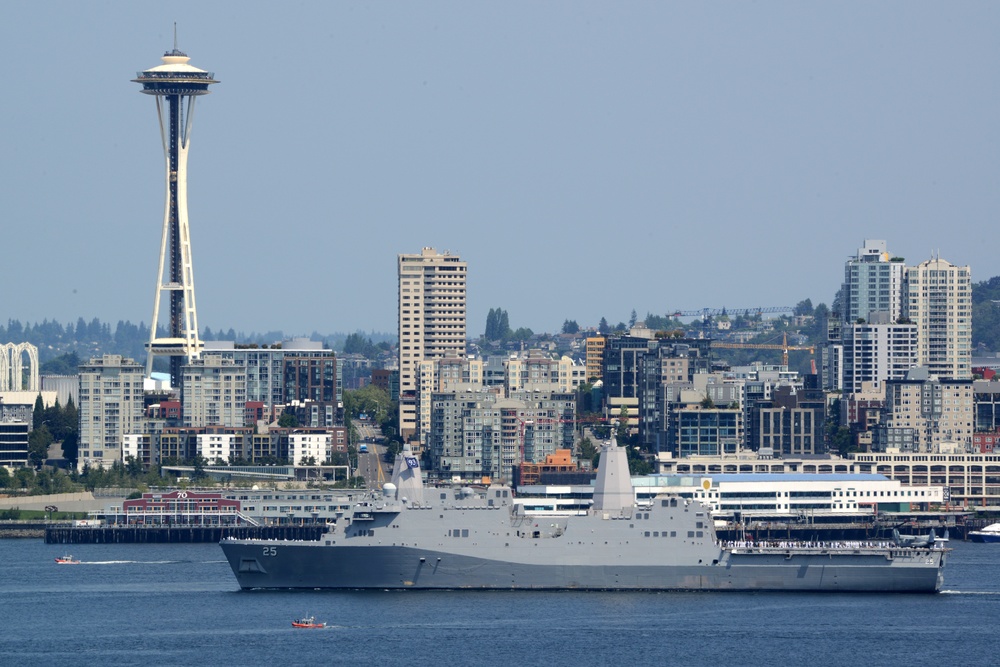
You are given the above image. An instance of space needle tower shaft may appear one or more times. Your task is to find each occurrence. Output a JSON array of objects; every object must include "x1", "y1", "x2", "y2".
[{"x1": 133, "y1": 36, "x2": 218, "y2": 386}]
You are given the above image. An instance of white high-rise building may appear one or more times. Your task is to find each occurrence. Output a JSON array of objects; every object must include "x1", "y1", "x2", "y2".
[
  {"x1": 398, "y1": 248, "x2": 467, "y2": 440},
  {"x1": 825, "y1": 240, "x2": 908, "y2": 392},
  {"x1": 904, "y1": 257, "x2": 972, "y2": 380},
  {"x1": 78, "y1": 355, "x2": 146, "y2": 471},
  {"x1": 842, "y1": 240, "x2": 905, "y2": 326},
  {"x1": 880, "y1": 373, "x2": 974, "y2": 452},
  {"x1": 841, "y1": 314, "x2": 918, "y2": 394},
  {"x1": 181, "y1": 356, "x2": 247, "y2": 427}
]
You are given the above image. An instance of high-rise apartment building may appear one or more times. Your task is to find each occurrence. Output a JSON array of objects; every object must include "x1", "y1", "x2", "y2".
[
  {"x1": 413, "y1": 351, "x2": 584, "y2": 448},
  {"x1": 903, "y1": 257, "x2": 972, "y2": 380},
  {"x1": 201, "y1": 339, "x2": 340, "y2": 409},
  {"x1": 840, "y1": 314, "x2": 918, "y2": 394},
  {"x1": 746, "y1": 380, "x2": 827, "y2": 456},
  {"x1": 585, "y1": 335, "x2": 606, "y2": 381},
  {"x1": 78, "y1": 355, "x2": 146, "y2": 471},
  {"x1": 398, "y1": 248, "x2": 467, "y2": 441},
  {"x1": 181, "y1": 356, "x2": 247, "y2": 427},
  {"x1": 429, "y1": 389, "x2": 575, "y2": 482},
  {"x1": 825, "y1": 240, "x2": 908, "y2": 392},
  {"x1": 415, "y1": 355, "x2": 483, "y2": 446},
  {"x1": 841, "y1": 240, "x2": 905, "y2": 326},
  {"x1": 875, "y1": 370, "x2": 974, "y2": 452}
]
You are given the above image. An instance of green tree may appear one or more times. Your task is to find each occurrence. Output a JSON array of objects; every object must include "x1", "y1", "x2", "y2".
[
  {"x1": 577, "y1": 382, "x2": 597, "y2": 414},
  {"x1": 15, "y1": 467, "x2": 34, "y2": 489},
  {"x1": 832, "y1": 427, "x2": 854, "y2": 456},
  {"x1": 33, "y1": 394, "x2": 45, "y2": 429},
  {"x1": 28, "y1": 424, "x2": 53, "y2": 468},
  {"x1": 39, "y1": 351, "x2": 81, "y2": 375},
  {"x1": 626, "y1": 446, "x2": 653, "y2": 476},
  {"x1": 278, "y1": 411, "x2": 298, "y2": 428},
  {"x1": 192, "y1": 455, "x2": 208, "y2": 481},
  {"x1": 125, "y1": 456, "x2": 144, "y2": 476},
  {"x1": 343, "y1": 384, "x2": 393, "y2": 422},
  {"x1": 562, "y1": 320, "x2": 580, "y2": 334},
  {"x1": 485, "y1": 307, "x2": 512, "y2": 340},
  {"x1": 485, "y1": 308, "x2": 499, "y2": 339},
  {"x1": 616, "y1": 406, "x2": 629, "y2": 443},
  {"x1": 510, "y1": 327, "x2": 533, "y2": 341},
  {"x1": 498, "y1": 310, "x2": 511, "y2": 339},
  {"x1": 343, "y1": 333, "x2": 378, "y2": 358},
  {"x1": 598, "y1": 317, "x2": 610, "y2": 335}
]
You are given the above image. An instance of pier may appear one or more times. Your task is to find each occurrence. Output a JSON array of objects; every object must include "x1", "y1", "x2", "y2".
[{"x1": 45, "y1": 524, "x2": 327, "y2": 544}]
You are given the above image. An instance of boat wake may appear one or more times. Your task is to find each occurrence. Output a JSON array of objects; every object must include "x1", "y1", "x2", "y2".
[
  {"x1": 82, "y1": 560, "x2": 185, "y2": 565},
  {"x1": 939, "y1": 589, "x2": 1000, "y2": 596}
]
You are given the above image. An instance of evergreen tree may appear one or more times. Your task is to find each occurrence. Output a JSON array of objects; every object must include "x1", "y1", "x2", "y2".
[
  {"x1": 562, "y1": 320, "x2": 580, "y2": 334},
  {"x1": 499, "y1": 310, "x2": 510, "y2": 339},
  {"x1": 598, "y1": 317, "x2": 610, "y2": 335},
  {"x1": 33, "y1": 394, "x2": 44, "y2": 429},
  {"x1": 28, "y1": 424, "x2": 53, "y2": 468},
  {"x1": 7, "y1": 319, "x2": 23, "y2": 339},
  {"x1": 485, "y1": 308, "x2": 498, "y2": 339}
]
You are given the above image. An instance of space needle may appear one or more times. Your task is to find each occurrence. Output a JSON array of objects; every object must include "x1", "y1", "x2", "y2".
[{"x1": 133, "y1": 33, "x2": 218, "y2": 387}]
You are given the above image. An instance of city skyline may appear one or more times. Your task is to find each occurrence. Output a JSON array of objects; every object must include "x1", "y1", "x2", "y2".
[{"x1": 3, "y1": 3, "x2": 998, "y2": 337}]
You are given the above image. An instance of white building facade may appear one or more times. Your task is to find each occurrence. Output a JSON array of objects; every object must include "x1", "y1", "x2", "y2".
[
  {"x1": 904, "y1": 257, "x2": 972, "y2": 380},
  {"x1": 841, "y1": 316, "x2": 918, "y2": 394},
  {"x1": 78, "y1": 355, "x2": 146, "y2": 471},
  {"x1": 181, "y1": 356, "x2": 247, "y2": 427},
  {"x1": 398, "y1": 248, "x2": 467, "y2": 441},
  {"x1": 289, "y1": 431, "x2": 333, "y2": 464}
]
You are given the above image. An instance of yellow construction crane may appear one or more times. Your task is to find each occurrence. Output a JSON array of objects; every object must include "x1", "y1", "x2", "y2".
[{"x1": 711, "y1": 332, "x2": 815, "y2": 367}]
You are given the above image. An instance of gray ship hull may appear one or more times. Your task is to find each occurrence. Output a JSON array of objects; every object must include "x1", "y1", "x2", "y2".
[
  {"x1": 220, "y1": 447, "x2": 947, "y2": 593},
  {"x1": 221, "y1": 535, "x2": 945, "y2": 593}
]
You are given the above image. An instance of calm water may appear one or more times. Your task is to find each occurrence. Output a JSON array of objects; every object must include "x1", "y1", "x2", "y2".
[{"x1": 2, "y1": 539, "x2": 999, "y2": 667}]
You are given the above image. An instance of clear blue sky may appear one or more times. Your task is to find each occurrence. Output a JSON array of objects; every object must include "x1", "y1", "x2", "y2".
[{"x1": 4, "y1": 3, "x2": 999, "y2": 338}]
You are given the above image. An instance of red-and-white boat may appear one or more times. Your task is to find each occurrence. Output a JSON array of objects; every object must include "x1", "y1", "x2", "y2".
[
  {"x1": 291, "y1": 616, "x2": 325, "y2": 629},
  {"x1": 55, "y1": 555, "x2": 80, "y2": 564}
]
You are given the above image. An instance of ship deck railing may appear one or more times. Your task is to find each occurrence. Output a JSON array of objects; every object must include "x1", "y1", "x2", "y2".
[{"x1": 720, "y1": 540, "x2": 948, "y2": 554}]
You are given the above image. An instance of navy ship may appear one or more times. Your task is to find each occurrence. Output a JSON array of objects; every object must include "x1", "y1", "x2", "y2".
[{"x1": 220, "y1": 438, "x2": 947, "y2": 592}]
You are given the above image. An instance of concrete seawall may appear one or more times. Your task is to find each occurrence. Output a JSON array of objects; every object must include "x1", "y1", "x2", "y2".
[{"x1": 0, "y1": 492, "x2": 122, "y2": 513}]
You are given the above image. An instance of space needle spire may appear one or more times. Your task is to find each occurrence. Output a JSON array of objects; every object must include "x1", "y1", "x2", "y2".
[{"x1": 133, "y1": 37, "x2": 218, "y2": 386}]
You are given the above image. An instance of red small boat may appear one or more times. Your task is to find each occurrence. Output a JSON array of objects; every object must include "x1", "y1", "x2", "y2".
[
  {"x1": 55, "y1": 555, "x2": 80, "y2": 564},
  {"x1": 291, "y1": 616, "x2": 326, "y2": 629}
]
